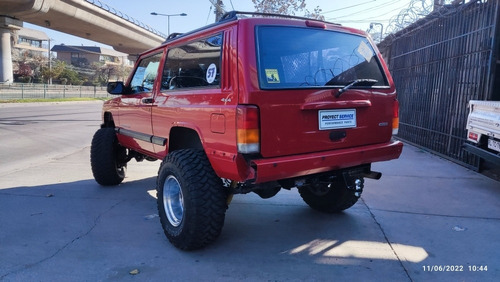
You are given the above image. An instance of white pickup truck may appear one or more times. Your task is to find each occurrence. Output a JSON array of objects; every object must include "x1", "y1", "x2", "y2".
[{"x1": 464, "y1": 100, "x2": 500, "y2": 165}]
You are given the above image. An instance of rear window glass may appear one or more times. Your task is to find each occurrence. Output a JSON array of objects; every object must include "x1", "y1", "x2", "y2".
[{"x1": 256, "y1": 26, "x2": 388, "y2": 89}]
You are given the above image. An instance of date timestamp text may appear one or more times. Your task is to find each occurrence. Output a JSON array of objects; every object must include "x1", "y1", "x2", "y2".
[{"x1": 422, "y1": 265, "x2": 488, "y2": 272}]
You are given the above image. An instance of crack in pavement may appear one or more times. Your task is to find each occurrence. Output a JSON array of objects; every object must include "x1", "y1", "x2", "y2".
[
  {"x1": 360, "y1": 197, "x2": 414, "y2": 282},
  {"x1": 369, "y1": 208, "x2": 500, "y2": 221},
  {"x1": 0, "y1": 200, "x2": 125, "y2": 280}
]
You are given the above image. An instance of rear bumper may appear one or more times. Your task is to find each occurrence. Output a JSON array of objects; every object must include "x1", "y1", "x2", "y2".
[
  {"x1": 250, "y1": 140, "x2": 403, "y2": 183},
  {"x1": 463, "y1": 143, "x2": 500, "y2": 165}
]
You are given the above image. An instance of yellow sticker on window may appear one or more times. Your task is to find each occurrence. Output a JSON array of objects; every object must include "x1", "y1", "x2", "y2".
[{"x1": 265, "y1": 69, "x2": 280, "y2": 83}]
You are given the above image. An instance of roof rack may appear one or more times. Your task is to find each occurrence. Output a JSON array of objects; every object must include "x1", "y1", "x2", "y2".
[
  {"x1": 166, "y1": 32, "x2": 184, "y2": 41},
  {"x1": 219, "y1": 11, "x2": 339, "y2": 26},
  {"x1": 162, "y1": 10, "x2": 339, "y2": 44}
]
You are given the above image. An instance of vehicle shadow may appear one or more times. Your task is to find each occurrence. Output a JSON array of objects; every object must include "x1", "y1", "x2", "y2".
[{"x1": 3, "y1": 175, "x2": 488, "y2": 281}]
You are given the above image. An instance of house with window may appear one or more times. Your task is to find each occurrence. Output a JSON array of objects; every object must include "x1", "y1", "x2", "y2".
[
  {"x1": 13, "y1": 27, "x2": 49, "y2": 58},
  {"x1": 11, "y1": 27, "x2": 50, "y2": 82},
  {"x1": 51, "y1": 44, "x2": 132, "y2": 67}
]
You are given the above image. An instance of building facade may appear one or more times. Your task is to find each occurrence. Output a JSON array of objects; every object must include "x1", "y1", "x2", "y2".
[{"x1": 51, "y1": 44, "x2": 131, "y2": 67}]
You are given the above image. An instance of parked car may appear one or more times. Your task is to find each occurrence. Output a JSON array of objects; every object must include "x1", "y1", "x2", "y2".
[
  {"x1": 91, "y1": 11, "x2": 403, "y2": 250},
  {"x1": 464, "y1": 100, "x2": 500, "y2": 166}
]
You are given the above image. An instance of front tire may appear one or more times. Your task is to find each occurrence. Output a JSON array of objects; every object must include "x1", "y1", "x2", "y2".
[
  {"x1": 298, "y1": 177, "x2": 364, "y2": 213},
  {"x1": 157, "y1": 149, "x2": 227, "y2": 250},
  {"x1": 90, "y1": 128, "x2": 127, "y2": 186}
]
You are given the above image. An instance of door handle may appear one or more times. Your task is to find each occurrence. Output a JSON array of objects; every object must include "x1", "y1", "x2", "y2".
[{"x1": 142, "y1": 98, "x2": 154, "y2": 104}]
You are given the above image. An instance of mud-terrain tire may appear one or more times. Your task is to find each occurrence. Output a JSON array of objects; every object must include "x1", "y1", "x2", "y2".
[
  {"x1": 90, "y1": 128, "x2": 127, "y2": 186},
  {"x1": 298, "y1": 178, "x2": 364, "y2": 213},
  {"x1": 157, "y1": 149, "x2": 227, "y2": 250}
]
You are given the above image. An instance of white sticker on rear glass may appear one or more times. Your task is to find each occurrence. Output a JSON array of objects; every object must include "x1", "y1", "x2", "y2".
[
  {"x1": 206, "y1": 63, "x2": 217, "y2": 84},
  {"x1": 357, "y1": 41, "x2": 373, "y2": 63}
]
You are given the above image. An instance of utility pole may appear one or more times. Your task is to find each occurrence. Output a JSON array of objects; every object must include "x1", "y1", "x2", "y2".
[
  {"x1": 433, "y1": 0, "x2": 445, "y2": 11},
  {"x1": 215, "y1": 0, "x2": 224, "y2": 21},
  {"x1": 209, "y1": 0, "x2": 225, "y2": 22}
]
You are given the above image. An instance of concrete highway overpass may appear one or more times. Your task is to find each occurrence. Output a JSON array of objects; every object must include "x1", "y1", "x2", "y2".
[{"x1": 0, "y1": 0, "x2": 166, "y2": 83}]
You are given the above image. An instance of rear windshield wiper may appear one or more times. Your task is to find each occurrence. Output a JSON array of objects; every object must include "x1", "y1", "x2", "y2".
[{"x1": 335, "y1": 79, "x2": 378, "y2": 98}]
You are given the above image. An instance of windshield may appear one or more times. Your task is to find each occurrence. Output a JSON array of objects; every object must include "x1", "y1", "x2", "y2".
[{"x1": 256, "y1": 26, "x2": 388, "y2": 89}]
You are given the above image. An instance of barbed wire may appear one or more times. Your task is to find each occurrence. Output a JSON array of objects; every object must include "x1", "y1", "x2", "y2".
[{"x1": 384, "y1": 0, "x2": 474, "y2": 36}]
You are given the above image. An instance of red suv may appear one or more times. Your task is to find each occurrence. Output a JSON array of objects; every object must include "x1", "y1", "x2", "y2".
[{"x1": 91, "y1": 11, "x2": 403, "y2": 250}]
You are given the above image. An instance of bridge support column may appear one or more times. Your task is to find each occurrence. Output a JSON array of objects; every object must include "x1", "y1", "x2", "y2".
[{"x1": 0, "y1": 16, "x2": 22, "y2": 84}]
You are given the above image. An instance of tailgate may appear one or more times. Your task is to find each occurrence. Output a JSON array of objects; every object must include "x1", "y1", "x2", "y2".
[
  {"x1": 252, "y1": 25, "x2": 396, "y2": 158},
  {"x1": 258, "y1": 89, "x2": 395, "y2": 157}
]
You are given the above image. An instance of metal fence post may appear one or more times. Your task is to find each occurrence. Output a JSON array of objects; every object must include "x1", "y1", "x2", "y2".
[{"x1": 21, "y1": 84, "x2": 24, "y2": 99}]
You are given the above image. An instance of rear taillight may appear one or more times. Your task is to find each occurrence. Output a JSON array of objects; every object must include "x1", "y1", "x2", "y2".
[
  {"x1": 468, "y1": 132, "x2": 479, "y2": 142},
  {"x1": 237, "y1": 105, "x2": 260, "y2": 154},
  {"x1": 392, "y1": 100, "x2": 399, "y2": 135}
]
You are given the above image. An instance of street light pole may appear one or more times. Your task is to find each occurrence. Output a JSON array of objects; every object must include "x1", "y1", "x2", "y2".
[
  {"x1": 369, "y1": 22, "x2": 384, "y2": 43},
  {"x1": 150, "y1": 12, "x2": 187, "y2": 36}
]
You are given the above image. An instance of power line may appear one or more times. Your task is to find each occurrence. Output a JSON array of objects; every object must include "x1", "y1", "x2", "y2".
[
  {"x1": 327, "y1": 0, "x2": 404, "y2": 20},
  {"x1": 321, "y1": 0, "x2": 376, "y2": 14},
  {"x1": 206, "y1": 5, "x2": 213, "y2": 24}
]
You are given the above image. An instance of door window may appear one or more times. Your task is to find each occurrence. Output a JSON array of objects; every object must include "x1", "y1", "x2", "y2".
[{"x1": 130, "y1": 52, "x2": 163, "y2": 93}]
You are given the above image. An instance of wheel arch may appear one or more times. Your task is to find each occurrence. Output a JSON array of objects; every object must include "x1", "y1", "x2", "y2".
[
  {"x1": 102, "y1": 111, "x2": 116, "y2": 128},
  {"x1": 168, "y1": 126, "x2": 203, "y2": 152}
]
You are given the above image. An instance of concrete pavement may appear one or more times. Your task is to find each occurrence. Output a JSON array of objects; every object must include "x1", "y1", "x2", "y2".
[
  {"x1": 0, "y1": 102, "x2": 498, "y2": 281},
  {"x1": 0, "y1": 145, "x2": 497, "y2": 281}
]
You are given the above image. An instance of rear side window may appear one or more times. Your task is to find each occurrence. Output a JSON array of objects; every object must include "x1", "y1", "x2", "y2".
[
  {"x1": 256, "y1": 26, "x2": 388, "y2": 89},
  {"x1": 162, "y1": 33, "x2": 223, "y2": 90}
]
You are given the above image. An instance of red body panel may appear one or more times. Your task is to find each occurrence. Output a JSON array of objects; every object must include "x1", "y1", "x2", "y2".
[
  {"x1": 251, "y1": 141, "x2": 403, "y2": 183},
  {"x1": 102, "y1": 16, "x2": 402, "y2": 184}
]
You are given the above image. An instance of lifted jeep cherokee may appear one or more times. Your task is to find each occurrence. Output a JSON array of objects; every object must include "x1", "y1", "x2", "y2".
[{"x1": 91, "y1": 11, "x2": 403, "y2": 250}]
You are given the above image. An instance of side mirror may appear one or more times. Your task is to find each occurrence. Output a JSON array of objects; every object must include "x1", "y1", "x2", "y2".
[{"x1": 107, "y1": 81, "x2": 129, "y2": 95}]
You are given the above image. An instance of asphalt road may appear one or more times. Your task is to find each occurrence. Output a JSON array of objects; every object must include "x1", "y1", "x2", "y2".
[
  {"x1": 0, "y1": 101, "x2": 498, "y2": 281},
  {"x1": 0, "y1": 101, "x2": 103, "y2": 175}
]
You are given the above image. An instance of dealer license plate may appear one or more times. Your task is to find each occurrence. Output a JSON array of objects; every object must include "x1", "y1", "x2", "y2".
[
  {"x1": 487, "y1": 138, "x2": 500, "y2": 153},
  {"x1": 319, "y1": 109, "x2": 356, "y2": 130}
]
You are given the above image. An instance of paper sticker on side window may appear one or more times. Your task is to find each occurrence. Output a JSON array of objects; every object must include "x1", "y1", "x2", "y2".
[{"x1": 357, "y1": 41, "x2": 373, "y2": 63}]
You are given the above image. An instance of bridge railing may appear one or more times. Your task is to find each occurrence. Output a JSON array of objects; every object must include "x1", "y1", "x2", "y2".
[
  {"x1": 0, "y1": 83, "x2": 111, "y2": 100},
  {"x1": 85, "y1": 0, "x2": 167, "y2": 38}
]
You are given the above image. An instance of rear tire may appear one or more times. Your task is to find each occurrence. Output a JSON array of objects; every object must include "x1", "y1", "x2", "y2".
[
  {"x1": 157, "y1": 149, "x2": 227, "y2": 250},
  {"x1": 90, "y1": 128, "x2": 127, "y2": 186},
  {"x1": 298, "y1": 178, "x2": 363, "y2": 213}
]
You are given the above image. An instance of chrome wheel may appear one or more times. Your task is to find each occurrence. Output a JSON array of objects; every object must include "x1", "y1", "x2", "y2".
[
  {"x1": 163, "y1": 175, "x2": 184, "y2": 227},
  {"x1": 157, "y1": 149, "x2": 227, "y2": 250}
]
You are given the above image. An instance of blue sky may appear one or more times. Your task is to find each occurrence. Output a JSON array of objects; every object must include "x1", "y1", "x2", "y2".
[{"x1": 25, "y1": 0, "x2": 416, "y2": 49}]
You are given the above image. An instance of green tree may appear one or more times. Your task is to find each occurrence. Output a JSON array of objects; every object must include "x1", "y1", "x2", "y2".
[
  {"x1": 61, "y1": 67, "x2": 81, "y2": 85},
  {"x1": 252, "y1": 0, "x2": 325, "y2": 20},
  {"x1": 253, "y1": 0, "x2": 305, "y2": 15},
  {"x1": 305, "y1": 6, "x2": 325, "y2": 21},
  {"x1": 41, "y1": 60, "x2": 64, "y2": 83},
  {"x1": 41, "y1": 61, "x2": 82, "y2": 85}
]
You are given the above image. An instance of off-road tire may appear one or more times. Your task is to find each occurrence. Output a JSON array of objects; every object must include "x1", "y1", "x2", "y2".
[
  {"x1": 90, "y1": 128, "x2": 127, "y2": 186},
  {"x1": 298, "y1": 178, "x2": 364, "y2": 213},
  {"x1": 157, "y1": 149, "x2": 226, "y2": 250}
]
